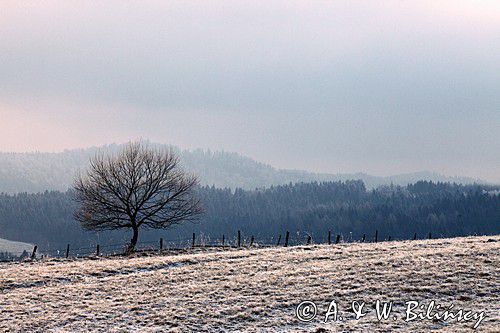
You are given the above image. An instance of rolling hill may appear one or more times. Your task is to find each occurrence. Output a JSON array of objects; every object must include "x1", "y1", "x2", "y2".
[
  {"x1": 0, "y1": 143, "x2": 484, "y2": 194},
  {"x1": 0, "y1": 238, "x2": 33, "y2": 257}
]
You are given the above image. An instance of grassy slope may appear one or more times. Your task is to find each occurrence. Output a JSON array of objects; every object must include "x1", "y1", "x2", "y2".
[
  {"x1": 0, "y1": 236, "x2": 498, "y2": 332},
  {"x1": 0, "y1": 238, "x2": 33, "y2": 256}
]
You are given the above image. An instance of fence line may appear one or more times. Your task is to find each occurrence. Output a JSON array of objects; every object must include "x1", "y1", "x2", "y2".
[{"x1": 0, "y1": 228, "x2": 449, "y2": 263}]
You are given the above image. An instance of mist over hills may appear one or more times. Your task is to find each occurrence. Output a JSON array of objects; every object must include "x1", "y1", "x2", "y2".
[{"x1": 0, "y1": 143, "x2": 485, "y2": 194}]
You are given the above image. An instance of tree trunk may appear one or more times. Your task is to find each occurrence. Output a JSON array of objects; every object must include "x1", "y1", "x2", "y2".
[{"x1": 126, "y1": 226, "x2": 139, "y2": 254}]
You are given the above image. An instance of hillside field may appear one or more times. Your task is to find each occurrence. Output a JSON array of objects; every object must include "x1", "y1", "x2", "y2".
[
  {"x1": 0, "y1": 236, "x2": 498, "y2": 332},
  {"x1": 0, "y1": 238, "x2": 33, "y2": 257}
]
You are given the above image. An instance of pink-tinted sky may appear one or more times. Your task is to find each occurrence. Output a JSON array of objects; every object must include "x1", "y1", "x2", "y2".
[{"x1": 1, "y1": 1, "x2": 499, "y2": 182}]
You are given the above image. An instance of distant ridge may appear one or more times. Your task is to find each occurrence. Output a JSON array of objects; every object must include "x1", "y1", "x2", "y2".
[{"x1": 0, "y1": 143, "x2": 486, "y2": 194}]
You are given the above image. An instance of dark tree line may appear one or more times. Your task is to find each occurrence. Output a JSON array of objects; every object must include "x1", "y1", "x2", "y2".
[
  {"x1": 0, "y1": 250, "x2": 29, "y2": 261},
  {"x1": 0, "y1": 181, "x2": 498, "y2": 250}
]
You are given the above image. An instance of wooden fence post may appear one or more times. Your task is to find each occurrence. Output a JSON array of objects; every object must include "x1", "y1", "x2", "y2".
[
  {"x1": 276, "y1": 234, "x2": 281, "y2": 246},
  {"x1": 328, "y1": 230, "x2": 331, "y2": 245},
  {"x1": 284, "y1": 231, "x2": 289, "y2": 247},
  {"x1": 96, "y1": 244, "x2": 100, "y2": 256},
  {"x1": 192, "y1": 233, "x2": 196, "y2": 248},
  {"x1": 335, "y1": 234, "x2": 340, "y2": 244},
  {"x1": 306, "y1": 235, "x2": 311, "y2": 245},
  {"x1": 31, "y1": 246, "x2": 37, "y2": 260},
  {"x1": 159, "y1": 238, "x2": 163, "y2": 252},
  {"x1": 65, "y1": 244, "x2": 70, "y2": 259},
  {"x1": 375, "y1": 230, "x2": 378, "y2": 243},
  {"x1": 250, "y1": 236, "x2": 254, "y2": 246},
  {"x1": 413, "y1": 232, "x2": 417, "y2": 240},
  {"x1": 237, "y1": 230, "x2": 241, "y2": 248},
  {"x1": 222, "y1": 234, "x2": 225, "y2": 247},
  {"x1": 361, "y1": 234, "x2": 366, "y2": 243}
]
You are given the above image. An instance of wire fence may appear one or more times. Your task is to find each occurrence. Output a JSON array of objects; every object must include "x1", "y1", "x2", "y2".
[{"x1": 0, "y1": 229, "x2": 467, "y2": 263}]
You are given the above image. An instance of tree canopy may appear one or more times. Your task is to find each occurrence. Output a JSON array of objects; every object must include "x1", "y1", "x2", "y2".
[{"x1": 73, "y1": 142, "x2": 202, "y2": 252}]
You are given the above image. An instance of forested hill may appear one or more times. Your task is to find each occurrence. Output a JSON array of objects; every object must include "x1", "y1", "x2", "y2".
[
  {"x1": 0, "y1": 181, "x2": 498, "y2": 250},
  {"x1": 0, "y1": 144, "x2": 483, "y2": 193}
]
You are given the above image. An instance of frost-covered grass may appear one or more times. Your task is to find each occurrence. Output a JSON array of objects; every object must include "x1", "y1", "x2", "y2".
[{"x1": 0, "y1": 236, "x2": 498, "y2": 332}]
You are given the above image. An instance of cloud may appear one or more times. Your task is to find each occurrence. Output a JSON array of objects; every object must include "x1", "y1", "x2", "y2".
[{"x1": 0, "y1": 1, "x2": 499, "y2": 181}]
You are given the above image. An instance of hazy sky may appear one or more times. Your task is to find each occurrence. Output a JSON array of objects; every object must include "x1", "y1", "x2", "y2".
[{"x1": 1, "y1": 1, "x2": 499, "y2": 182}]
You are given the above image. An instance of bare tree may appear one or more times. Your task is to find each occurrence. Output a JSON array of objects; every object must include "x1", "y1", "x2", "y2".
[{"x1": 73, "y1": 142, "x2": 203, "y2": 253}]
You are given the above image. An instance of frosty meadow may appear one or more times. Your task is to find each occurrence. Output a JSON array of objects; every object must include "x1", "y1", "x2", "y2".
[{"x1": 0, "y1": 236, "x2": 498, "y2": 332}]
